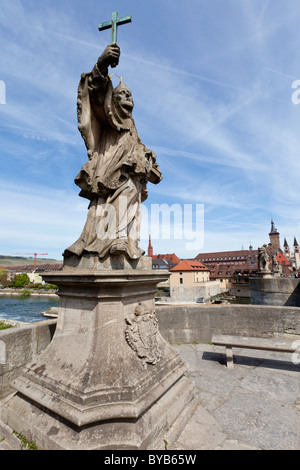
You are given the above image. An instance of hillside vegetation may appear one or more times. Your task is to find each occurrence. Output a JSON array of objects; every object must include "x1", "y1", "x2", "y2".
[{"x1": 0, "y1": 255, "x2": 62, "y2": 267}]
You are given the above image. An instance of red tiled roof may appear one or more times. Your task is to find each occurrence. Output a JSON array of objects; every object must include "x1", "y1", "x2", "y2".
[
  {"x1": 195, "y1": 249, "x2": 258, "y2": 260},
  {"x1": 152, "y1": 253, "x2": 181, "y2": 264},
  {"x1": 170, "y1": 259, "x2": 209, "y2": 272}
]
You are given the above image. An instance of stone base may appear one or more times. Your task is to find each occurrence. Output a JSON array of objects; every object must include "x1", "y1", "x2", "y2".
[
  {"x1": 63, "y1": 252, "x2": 153, "y2": 271},
  {"x1": 1, "y1": 374, "x2": 196, "y2": 450},
  {"x1": 257, "y1": 270, "x2": 272, "y2": 279},
  {"x1": 250, "y1": 276, "x2": 300, "y2": 306},
  {"x1": 0, "y1": 269, "x2": 197, "y2": 450}
]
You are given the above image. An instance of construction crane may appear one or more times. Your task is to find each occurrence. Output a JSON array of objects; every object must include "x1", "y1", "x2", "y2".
[{"x1": 13, "y1": 252, "x2": 48, "y2": 268}]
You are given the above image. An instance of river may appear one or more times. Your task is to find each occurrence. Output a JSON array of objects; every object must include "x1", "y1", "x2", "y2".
[{"x1": 0, "y1": 295, "x2": 59, "y2": 323}]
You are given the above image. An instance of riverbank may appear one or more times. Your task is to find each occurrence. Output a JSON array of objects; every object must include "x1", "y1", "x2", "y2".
[
  {"x1": 0, "y1": 319, "x2": 26, "y2": 329},
  {"x1": 0, "y1": 288, "x2": 59, "y2": 299}
]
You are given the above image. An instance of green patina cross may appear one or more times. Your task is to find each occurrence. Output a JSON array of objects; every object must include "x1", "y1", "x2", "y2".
[{"x1": 98, "y1": 11, "x2": 132, "y2": 45}]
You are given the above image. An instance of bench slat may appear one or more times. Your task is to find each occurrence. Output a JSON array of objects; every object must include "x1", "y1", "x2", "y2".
[{"x1": 212, "y1": 334, "x2": 297, "y2": 353}]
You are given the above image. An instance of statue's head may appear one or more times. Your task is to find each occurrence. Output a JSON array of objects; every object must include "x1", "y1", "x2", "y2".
[{"x1": 113, "y1": 78, "x2": 134, "y2": 114}]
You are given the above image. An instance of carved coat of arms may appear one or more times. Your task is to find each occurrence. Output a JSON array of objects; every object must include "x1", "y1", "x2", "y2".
[{"x1": 125, "y1": 302, "x2": 163, "y2": 368}]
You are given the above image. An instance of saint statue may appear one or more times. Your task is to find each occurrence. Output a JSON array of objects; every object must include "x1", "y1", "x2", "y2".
[
  {"x1": 63, "y1": 44, "x2": 162, "y2": 262},
  {"x1": 257, "y1": 244, "x2": 270, "y2": 272},
  {"x1": 271, "y1": 253, "x2": 280, "y2": 276}
]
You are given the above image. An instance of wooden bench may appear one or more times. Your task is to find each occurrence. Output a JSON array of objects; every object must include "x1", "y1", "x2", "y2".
[{"x1": 211, "y1": 334, "x2": 299, "y2": 369}]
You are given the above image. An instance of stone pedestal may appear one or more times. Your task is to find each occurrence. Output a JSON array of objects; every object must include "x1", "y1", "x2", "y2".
[
  {"x1": 1, "y1": 267, "x2": 196, "y2": 450},
  {"x1": 257, "y1": 270, "x2": 272, "y2": 279},
  {"x1": 250, "y1": 276, "x2": 300, "y2": 307}
]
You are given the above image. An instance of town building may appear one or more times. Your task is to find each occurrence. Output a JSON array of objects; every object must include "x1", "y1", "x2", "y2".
[
  {"x1": 282, "y1": 237, "x2": 300, "y2": 273},
  {"x1": 209, "y1": 263, "x2": 257, "y2": 297},
  {"x1": 147, "y1": 234, "x2": 181, "y2": 269},
  {"x1": 147, "y1": 234, "x2": 153, "y2": 258},
  {"x1": 0, "y1": 264, "x2": 62, "y2": 284},
  {"x1": 268, "y1": 219, "x2": 280, "y2": 251},
  {"x1": 170, "y1": 259, "x2": 210, "y2": 285},
  {"x1": 196, "y1": 220, "x2": 298, "y2": 282},
  {"x1": 294, "y1": 238, "x2": 300, "y2": 271},
  {"x1": 195, "y1": 247, "x2": 258, "y2": 269},
  {"x1": 265, "y1": 220, "x2": 295, "y2": 275},
  {"x1": 169, "y1": 259, "x2": 220, "y2": 303}
]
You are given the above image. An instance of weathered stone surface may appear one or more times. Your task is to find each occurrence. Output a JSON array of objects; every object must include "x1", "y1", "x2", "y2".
[
  {"x1": 1, "y1": 270, "x2": 196, "y2": 449},
  {"x1": 170, "y1": 281, "x2": 220, "y2": 303},
  {"x1": 239, "y1": 368, "x2": 299, "y2": 404},
  {"x1": 0, "y1": 320, "x2": 56, "y2": 399},
  {"x1": 250, "y1": 277, "x2": 300, "y2": 306},
  {"x1": 156, "y1": 304, "x2": 300, "y2": 343},
  {"x1": 174, "y1": 405, "x2": 227, "y2": 450},
  {"x1": 64, "y1": 253, "x2": 153, "y2": 271},
  {"x1": 214, "y1": 391, "x2": 298, "y2": 450},
  {"x1": 170, "y1": 343, "x2": 300, "y2": 450}
]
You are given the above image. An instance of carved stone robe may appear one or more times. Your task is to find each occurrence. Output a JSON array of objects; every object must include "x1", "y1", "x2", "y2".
[{"x1": 64, "y1": 64, "x2": 162, "y2": 260}]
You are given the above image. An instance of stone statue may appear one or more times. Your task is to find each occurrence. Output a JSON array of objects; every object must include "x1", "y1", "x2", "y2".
[
  {"x1": 64, "y1": 44, "x2": 162, "y2": 262},
  {"x1": 258, "y1": 244, "x2": 270, "y2": 272},
  {"x1": 271, "y1": 254, "x2": 281, "y2": 276}
]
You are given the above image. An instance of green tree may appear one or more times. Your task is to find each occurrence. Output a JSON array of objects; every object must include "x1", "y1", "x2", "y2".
[
  {"x1": 0, "y1": 269, "x2": 10, "y2": 287},
  {"x1": 12, "y1": 273, "x2": 30, "y2": 288}
]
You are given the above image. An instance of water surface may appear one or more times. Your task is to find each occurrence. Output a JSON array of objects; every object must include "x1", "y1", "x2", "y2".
[{"x1": 0, "y1": 295, "x2": 59, "y2": 323}]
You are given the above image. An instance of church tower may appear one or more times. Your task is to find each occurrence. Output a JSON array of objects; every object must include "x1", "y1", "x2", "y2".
[
  {"x1": 294, "y1": 237, "x2": 300, "y2": 271},
  {"x1": 283, "y1": 238, "x2": 290, "y2": 257},
  {"x1": 147, "y1": 234, "x2": 153, "y2": 257},
  {"x1": 269, "y1": 219, "x2": 280, "y2": 252}
]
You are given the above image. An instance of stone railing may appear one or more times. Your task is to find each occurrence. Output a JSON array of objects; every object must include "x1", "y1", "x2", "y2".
[
  {"x1": 156, "y1": 304, "x2": 300, "y2": 344},
  {"x1": 0, "y1": 320, "x2": 56, "y2": 399}
]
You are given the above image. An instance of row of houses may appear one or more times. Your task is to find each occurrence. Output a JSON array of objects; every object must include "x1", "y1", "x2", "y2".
[
  {"x1": 0, "y1": 263, "x2": 62, "y2": 285},
  {"x1": 148, "y1": 220, "x2": 300, "y2": 302}
]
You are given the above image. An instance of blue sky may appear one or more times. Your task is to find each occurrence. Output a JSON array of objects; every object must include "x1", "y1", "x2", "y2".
[{"x1": 1, "y1": 0, "x2": 300, "y2": 261}]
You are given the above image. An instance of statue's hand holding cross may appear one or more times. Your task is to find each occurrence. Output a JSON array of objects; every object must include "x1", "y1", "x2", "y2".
[
  {"x1": 97, "y1": 43, "x2": 120, "y2": 72},
  {"x1": 98, "y1": 11, "x2": 132, "y2": 68}
]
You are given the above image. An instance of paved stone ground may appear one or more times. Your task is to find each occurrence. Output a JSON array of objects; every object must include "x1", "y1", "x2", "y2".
[
  {"x1": 169, "y1": 342, "x2": 300, "y2": 450},
  {"x1": 1, "y1": 342, "x2": 299, "y2": 450}
]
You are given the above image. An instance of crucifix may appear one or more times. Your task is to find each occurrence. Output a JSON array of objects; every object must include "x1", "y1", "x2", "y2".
[{"x1": 98, "y1": 11, "x2": 132, "y2": 67}]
